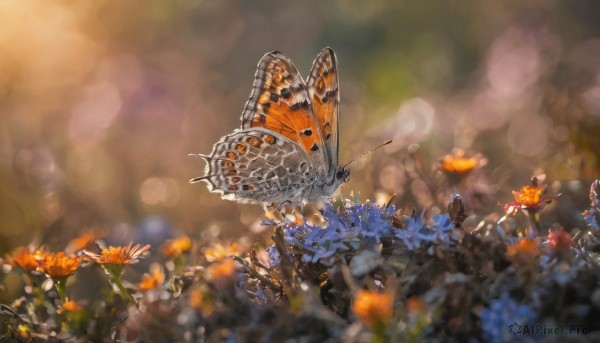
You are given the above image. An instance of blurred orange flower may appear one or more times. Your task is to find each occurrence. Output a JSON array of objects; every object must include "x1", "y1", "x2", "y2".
[
  {"x1": 83, "y1": 242, "x2": 150, "y2": 265},
  {"x1": 207, "y1": 258, "x2": 237, "y2": 282},
  {"x1": 65, "y1": 231, "x2": 102, "y2": 255},
  {"x1": 162, "y1": 235, "x2": 192, "y2": 258},
  {"x1": 439, "y1": 148, "x2": 486, "y2": 176},
  {"x1": 506, "y1": 238, "x2": 540, "y2": 259},
  {"x1": 203, "y1": 242, "x2": 239, "y2": 262},
  {"x1": 37, "y1": 252, "x2": 82, "y2": 278},
  {"x1": 6, "y1": 247, "x2": 39, "y2": 272},
  {"x1": 190, "y1": 288, "x2": 214, "y2": 316},
  {"x1": 57, "y1": 298, "x2": 83, "y2": 314},
  {"x1": 352, "y1": 290, "x2": 394, "y2": 327},
  {"x1": 406, "y1": 297, "x2": 424, "y2": 314},
  {"x1": 138, "y1": 264, "x2": 165, "y2": 292}
]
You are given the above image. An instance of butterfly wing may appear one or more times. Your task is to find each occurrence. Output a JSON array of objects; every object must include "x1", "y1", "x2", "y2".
[
  {"x1": 240, "y1": 51, "x2": 327, "y2": 171},
  {"x1": 306, "y1": 47, "x2": 339, "y2": 170},
  {"x1": 191, "y1": 128, "x2": 320, "y2": 205}
]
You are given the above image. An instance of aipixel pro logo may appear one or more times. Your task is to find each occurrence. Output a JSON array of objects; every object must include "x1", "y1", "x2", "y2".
[
  {"x1": 509, "y1": 322, "x2": 522, "y2": 335},
  {"x1": 509, "y1": 322, "x2": 588, "y2": 336}
]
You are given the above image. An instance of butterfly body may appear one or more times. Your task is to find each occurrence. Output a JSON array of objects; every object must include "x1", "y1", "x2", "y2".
[{"x1": 192, "y1": 48, "x2": 349, "y2": 206}]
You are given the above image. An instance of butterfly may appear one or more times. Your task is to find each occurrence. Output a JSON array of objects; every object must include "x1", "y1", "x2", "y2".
[{"x1": 190, "y1": 47, "x2": 350, "y2": 207}]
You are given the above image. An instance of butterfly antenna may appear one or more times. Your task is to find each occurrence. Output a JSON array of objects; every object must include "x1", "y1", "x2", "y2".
[
  {"x1": 190, "y1": 176, "x2": 211, "y2": 183},
  {"x1": 343, "y1": 140, "x2": 393, "y2": 168},
  {"x1": 188, "y1": 153, "x2": 211, "y2": 160}
]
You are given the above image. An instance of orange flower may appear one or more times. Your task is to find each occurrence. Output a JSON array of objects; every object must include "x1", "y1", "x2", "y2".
[
  {"x1": 37, "y1": 252, "x2": 82, "y2": 278},
  {"x1": 57, "y1": 298, "x2": 83, "y2": 314},
  {"x1": 83, "y1": 242, "x2": 150, "y2": 265},
  {"x1": 6, "y1": 247, "x2": 39, "y2": 272},
  {"x1": 65, "y1": 231, "x2": 102, "y2": 255},
  {"x1": 506, "y1": 238, "x2": 540, "y2": 259},
  {"x1": 503, "y1": 178, "x2": 559, "y2": 215},
  {"x1": 406, "y1": 297, "x2": 424, "y2": 314},
  {"x1": 439, "y1": 149, "x2": 486, "y2": 176},
  {"x1": 512, "y1": 186, "x2": 542, "y2": 207},
  {"x1": 162, "y1": 235, "x2": 192, "y2": 258},
  {"x1": 352, "y1": 290, "x2": 394, "y2": 327},
  {"x1": 138, "y1": 264, "x2": 165, "y2": 292},
  {"x1": 203, "y1": 242, "x2": 239, "y2": 262},
  {"x1": 189, "y1": 288, "x2": 214, "y2": 316},
  {"x1": 207, "y1": 258, "x2": 237, "y2": 281}
]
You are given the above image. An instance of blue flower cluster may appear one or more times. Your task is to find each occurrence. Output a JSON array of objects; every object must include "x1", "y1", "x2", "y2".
[
  {"x1": 480, "y1": 293, "x2": 537, "y2": 343},
  {"x1": 267, "y1": 201, "x2": 457, "y2": 266},
  {"x1": 395, "y1": 212, "x2": 455, "y2": 251}
]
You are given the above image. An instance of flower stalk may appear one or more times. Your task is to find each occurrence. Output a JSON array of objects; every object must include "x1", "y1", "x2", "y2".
[
  {"x1": 53, "y1": 276, "x2": 68, "y2": 304},
  {"x1": 103, "y1": 264, "x2": 136, "y2": 304},
  {"x1": 82, "y1": 242, "x2": 151, "y2": 305}
]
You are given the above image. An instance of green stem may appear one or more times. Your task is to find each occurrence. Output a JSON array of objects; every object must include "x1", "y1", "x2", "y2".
[
  {"x1": 113, "y1": 274, "x2": 136, "y2": 304},
  {"x1": 173, "y1": 254, "x2": 185, "y2": 274},
  {"x1": 53, "y1": 277, "x2": 68, "y2": 304},
  {"x1": 373, "y1": 322, "x2": 387, "y2": 343},
  {"x1": 102, "y1": 264, "x2": 136, "y2": 304},
  {"x1": 526, "y1": 210, "x2": 541, "y2": 235}
]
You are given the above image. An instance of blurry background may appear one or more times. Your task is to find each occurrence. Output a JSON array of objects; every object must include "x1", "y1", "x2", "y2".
[{"x1": 1, "y1": 0, "x2": 600, "y2": 250}]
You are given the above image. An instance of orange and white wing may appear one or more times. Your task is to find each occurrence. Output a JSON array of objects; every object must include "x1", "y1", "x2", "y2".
[
  {"x1": 306, "y1": 47, "x2": 339, "y2": 170},
  {"x1": 240, "y1": 51, "x2": 327, "y2": 167}
]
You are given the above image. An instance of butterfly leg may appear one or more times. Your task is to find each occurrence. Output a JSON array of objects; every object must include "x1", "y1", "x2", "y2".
[
  {"x1": 264, "y1": 203, "x2": 278, "y2": 212},
  {"x1": 291, "y1": 206, "x2": 304, "y2": 226},
  {"x1": 264, "y1": 203, "x2": 286, "y2": 223}
]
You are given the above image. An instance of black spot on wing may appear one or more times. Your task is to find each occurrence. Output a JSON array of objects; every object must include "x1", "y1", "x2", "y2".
[{"x1": 280, "y1": 88, "x2": 292, "y2": 99}]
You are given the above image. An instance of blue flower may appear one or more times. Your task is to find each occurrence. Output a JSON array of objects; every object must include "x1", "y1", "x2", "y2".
[
  {"x1": 266, "y1": 201, "x2": 397, "y2": 265},
  {"x1": 266, "y1": 200, "x2": 458, "y2": 266},
  {"x1": 394, "y1": 213, "x2": 455, "y2": 252},
  {"x1": 266, "y1": 246, "x2": 280, "y2": 269},
  {"x1": 480, "y1": 293, "x2": 537, "y2": 343}
]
